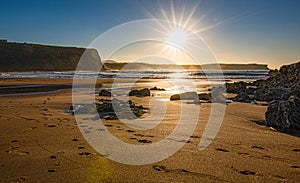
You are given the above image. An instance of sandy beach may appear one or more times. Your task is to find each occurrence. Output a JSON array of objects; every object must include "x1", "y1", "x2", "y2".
[{"x1": 0, "y1": 78, "x2": 299, "y2": 182}]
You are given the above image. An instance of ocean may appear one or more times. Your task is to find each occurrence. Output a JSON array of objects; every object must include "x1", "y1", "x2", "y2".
[
  {"x1": 0, "y1": 70, "x2": 269, "y2": 96},
  {"x1": 0, "y1": 70, "x2": 269, "y2": 81}
]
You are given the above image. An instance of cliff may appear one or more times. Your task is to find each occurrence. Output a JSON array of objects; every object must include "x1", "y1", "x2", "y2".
[{"x1": 0, "y1": 42, "x2": 102, "y2": 72}]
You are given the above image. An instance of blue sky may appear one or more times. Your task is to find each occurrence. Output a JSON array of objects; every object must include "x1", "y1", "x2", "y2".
[{"x1": 1, "y1": 0, "x2": 299, "y2": 68}]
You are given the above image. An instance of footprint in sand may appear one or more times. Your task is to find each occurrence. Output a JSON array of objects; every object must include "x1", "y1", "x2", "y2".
[
  {"x1": 263, "y1": 155, "x2": 271, "y2": 159},
  {"x1": 251, "y1": 145, "x2": 265, "y2": 150},
  {"x1": 138, "y1": 139, "x2": 152, "y2": 143},
  {"x1": 134, "y1": 133, "x2": 144, "y2": 137},
  {"x1": 239, "y1": 170, "x2": 256, "y2": 175},
  {"x1": 292, "y1": 148, "x2": 300, "y2": 152},
  {"x1": 8, "y1": 150, "x2": 29, "y2": 156},
  {"x1": 50, "y1": 155, "x2": 56, "y2": 159},
  {"x1": 44, "y1": 124, "x2": 57, "y2": 128},
  {"x1": 215, "y1": 148, "x2": 229, "y2": 152},
  {"x1": 17, "y1": 177, "x2": 27, "y2": 181},
  {"x1": 166, "y1": 138, "x2": 191, "y2": 143},
  {"x1": 21, "y1": 116, "x2": 34, "y2": 121},
  {"x1": 79, "y1": 152, "x2": 92, "y2": 156},
  {"x1": 153, "y1": 165, "x2": 168, "y2": 172},
  {"x1": 152, "y1": 165, "x2": 193, "y2": 174},
  {"x1": 272, "y1": 175, "x2": 286, "y2": 181},
  {"x1": 290, "y1": 165, "x2": 300, "y2": 169}
]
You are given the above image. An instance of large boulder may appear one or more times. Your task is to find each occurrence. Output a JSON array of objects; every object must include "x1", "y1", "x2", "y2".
[
  {"x1": 129, "y1": 88, "x2": 150, "y2": 97},
  {"x1": 265, "y1": 95, "x2": 300, "y2": 129}
]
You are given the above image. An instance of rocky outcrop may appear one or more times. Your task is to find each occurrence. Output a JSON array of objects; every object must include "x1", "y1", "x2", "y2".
[
  {"x1": 129, "y1": 88, "x2": 150, "y2": 97},
  {"x1": 263, "y1": 62, "x2": 300, "y2": 129}
]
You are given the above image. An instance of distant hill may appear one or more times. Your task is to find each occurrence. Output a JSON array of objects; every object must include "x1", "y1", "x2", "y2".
[
  {"x1": 0, "y1": 42, "x2": 102, "y2": 72},
  {"x1": 103, "y1": 61, "x2": 269, "y2": 71}
]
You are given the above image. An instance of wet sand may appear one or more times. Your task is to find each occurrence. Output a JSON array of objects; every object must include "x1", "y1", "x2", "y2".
[{"x1": 0, "y1": 78, "x2": 299, "y2": 182}]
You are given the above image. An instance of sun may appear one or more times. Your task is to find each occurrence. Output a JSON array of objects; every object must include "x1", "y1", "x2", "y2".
[{"x1": 166, "y1": 30, "x2": 187, "y2": 49}]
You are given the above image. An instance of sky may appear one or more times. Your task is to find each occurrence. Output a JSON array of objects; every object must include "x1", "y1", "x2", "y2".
[{"x1": 1, "y1": 0, "x2": 300, "y2": 69}]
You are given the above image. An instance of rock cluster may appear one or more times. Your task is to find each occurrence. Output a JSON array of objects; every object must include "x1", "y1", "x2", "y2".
[
  {"x1": 68, "y1": 98, "x2": 146, "y2": 120},
  {"x1": 170, "y1": 89, "x2": 227, "y2": 104},
  {"x1": 225, "y1": 62, "x2": 300, "y2": 129},
  {"x1": 263, "y1": 62, "x2": 300, "y2": 129}
]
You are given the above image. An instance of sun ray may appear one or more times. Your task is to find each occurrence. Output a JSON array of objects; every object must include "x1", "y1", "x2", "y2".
[
  {"x1": 170, "y1": 0, "x2": 176, "y2": 24},
  {"x1": 178, "y1": 3, "x2": 186, "y2": 26},
  {"x1": 183, "y1": 1, "x2": 201, "y2": 28},
  {"x1": 193, "y1": 10, "x2": 256, "y2": 34}
]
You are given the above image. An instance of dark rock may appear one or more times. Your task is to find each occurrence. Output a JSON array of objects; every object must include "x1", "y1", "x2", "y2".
[
  {"x1": 198, "y1": 93, "x2": 211, "y2": 100},
  {"x1": 170, "y1": 92, "x2": 198, "y2": 101},
  {"x1": 254, "y1": 88, "x2": 290, "y2": 101},
  {"x1": 99, "y1": 89, "x2": 111, "y2": 96},
  {"x1": 268, "y1": 69, "x2": 280, "y2": 77},
  {"x1": 170, "y1": 94, "x2": 181, "y2": 100},
  {"x1": 129, "y1": 88, "x2": 150, "y2": 97},
  {"x1": 254, "y1": 88, "x2": 270, "y2": 101},
  {"x1": 233, "y1": 92, "x2": 252, "y2": 103},
  {"x1": 150, "y1": 86, "x2": 166, "y2": 91},
  {"x1": 225, "y1": 81, "x2": 248, "y2": 94}
]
